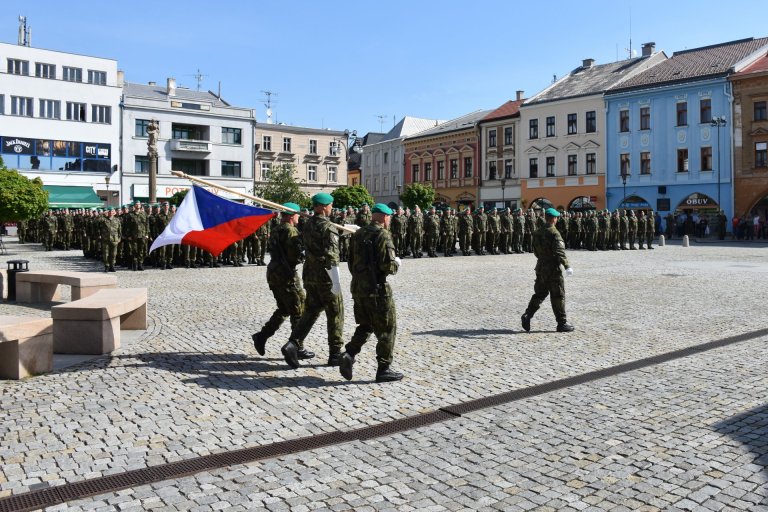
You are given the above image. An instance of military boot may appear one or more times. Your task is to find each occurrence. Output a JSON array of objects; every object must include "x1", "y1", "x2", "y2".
[
  {"x1": 339, "y1": 352, "x2": 355, "y2": 381},
  {"x1": 281, "y1": 340, "x2": 300, "y2": 369},
  {"x1": 521, "y1": 313, "x2": 531, "y2": 332},
  {"x1": 376, "y1": 365, "x2": 404, "y2": 383},
  {"x1": 252, "y1": 332, "x2": 267, "y2": 356},
  {"x1": 557, "y1": 321, "x2": 575, "y2": 333},
  {"x1": 327, "y1": 352, "x2": 342, "y2": 366},
  {"x1": 109, "y1": 266, "x2": 116, "y2": 272}
]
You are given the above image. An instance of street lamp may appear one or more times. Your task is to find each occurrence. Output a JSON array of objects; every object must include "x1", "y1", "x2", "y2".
[
  {"x1": 711, "y1": 115, "x2": 727, "y2": 211},
  {"x1": 104, "y1": 175, "x2": 111, "y2": 207},
  {"x1": 620, "y1": 167, "x2": 628, "y2": 210},
  {"x1": 500, "y1": 178, "x2": 507, "y2": 208}
]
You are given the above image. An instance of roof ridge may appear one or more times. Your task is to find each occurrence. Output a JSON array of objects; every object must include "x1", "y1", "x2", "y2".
[{"x1": 673, "y1": 37, "x2": 757, "y2": 56}]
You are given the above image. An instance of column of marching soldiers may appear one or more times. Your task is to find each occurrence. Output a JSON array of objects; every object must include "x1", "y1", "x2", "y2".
[{"x1": 15, "y1": 202, "x2": 657, "y2": 272}]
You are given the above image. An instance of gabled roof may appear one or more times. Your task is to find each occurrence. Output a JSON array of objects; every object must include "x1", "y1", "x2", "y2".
[
  {"x1": 123, "y1": 82, "x2": 231, "y2": 106},
  {"x1": 526, "y1": 54, "x2": 665, "y2": 105},
  {"x1": 732, "y1": 53, "x2": 768, "y2": 78},
  {"x1": 481, "y1": 99, "x2": 525, "y2": 122},
  {"x1": 611, "y1": 37, "x2": 768, "y2": 93},
  {"x1": 406, "y1": 109, "x2": 494, "y2": 141},
  {"x1": 379, "y1": 116, "x2": 444, "y2": 141}
]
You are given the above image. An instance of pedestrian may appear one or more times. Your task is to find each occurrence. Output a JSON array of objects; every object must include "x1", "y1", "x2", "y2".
[
  {"x1": 521, "y1": 207, "x2": 574, "y2": 333},
  {"x1": 339, "y1": 203, "x2": 403, "y2": 382}
]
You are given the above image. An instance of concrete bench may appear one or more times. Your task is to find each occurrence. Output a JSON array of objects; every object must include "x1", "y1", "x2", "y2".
[
  {"x1": 15, "y1": 271, "x2": 117, "y2": 303},
  {"x1": 0, "y1": 315, "x2": 54, "y2": 379},
  {"x1": 52, "y1": 288, "x2": 147, "y2": 355}
]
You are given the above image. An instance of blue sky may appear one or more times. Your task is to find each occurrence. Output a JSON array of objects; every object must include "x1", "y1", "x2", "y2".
[{"x1": 4, "y1": 1, "x2": 766, "y2": 136}]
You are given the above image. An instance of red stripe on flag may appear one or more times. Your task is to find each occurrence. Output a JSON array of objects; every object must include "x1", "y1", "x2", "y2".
[{"x1": 182, "y1": 214, "x2": 275, "y2": 257}]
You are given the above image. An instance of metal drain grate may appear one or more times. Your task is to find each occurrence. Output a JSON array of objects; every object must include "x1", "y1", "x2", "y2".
[{"x1": 1, "y1": 326, "x2": 766, "y2": 512}]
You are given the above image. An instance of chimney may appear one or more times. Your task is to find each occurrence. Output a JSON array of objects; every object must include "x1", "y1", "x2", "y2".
[
  {"x1": 582, "y1": 58, "x2": 595, "y2": 69},
  {"x1": 516, "y1": 90, "x2": 524, "y2": 101},
  {"x1": 167, "y1": 77, "x2": 176, "y2": 97},
  {"x1": 117, "y1": 70, "x2": 124, "y2": 87},
  {"x1": 148, "y1": 81, "x2": 156, "y2": 86},
  {"x1": 642, "y1": 42, "x2": 656, "y2": 57}
]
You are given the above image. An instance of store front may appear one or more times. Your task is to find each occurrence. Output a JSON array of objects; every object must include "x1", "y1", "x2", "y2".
[
  {"x1": 43, "y1": 185, "x2": 103, "y2": 209},
  {"x1": 618, "y1": 195, "x2": 652, "y2": 212},
  {"x1": 671, "y1": 192, "x2": 721, "y2": 238},
  {"x1": 568, "y1": 196, "x2": 597, "y2": 212},
  {"x1": 527, "y1": 197, "x2": 553, "y2": 211}
]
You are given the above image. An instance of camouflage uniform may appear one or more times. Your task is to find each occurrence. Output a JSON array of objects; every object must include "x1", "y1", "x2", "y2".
[
  {"x1": 458, "y1": 210, "x2": 474, "y2": 256},
  {"x1": 390, "y1": 209, "x2": 407, "y2": 258},
  {"x1": 99, "y1": 211, "x2": 121, "y2": 271}
]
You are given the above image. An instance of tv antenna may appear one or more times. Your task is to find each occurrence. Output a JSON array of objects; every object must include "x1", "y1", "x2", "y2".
[
  {"x1": 376, "y1": 115, "x2": 387, "y2": 132},
  {"x1": 261, "y1": 90, "x2": 278, "y2": 124},
  {"x1": 186, "y1": 69, "x2": 207, "y2": 91},
  {"x1": 18, "y1": 16, "x2": 31, "y2": 47}
]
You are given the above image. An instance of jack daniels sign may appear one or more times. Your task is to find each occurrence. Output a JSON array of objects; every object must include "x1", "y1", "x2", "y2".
[{"x1": 1, "y1": 135, "x2": 111, "y2": 160}]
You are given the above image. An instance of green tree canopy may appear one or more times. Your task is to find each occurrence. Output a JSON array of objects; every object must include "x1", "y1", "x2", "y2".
[
  {"x1": 400, "y1": 183, "x2": 435, "y2": 211},
  {"x1": 0, "y1": 160, "x2": 49, "y2": 222},
  {"x1": 168, "y1": 188, "x2": 189, "y2": 207},
  {"x1": 331, "y1": 185, "x2": 374, "y2": 209},
  {"x1": 255, "y1": 164, "x2": 310, "y2": 210}
]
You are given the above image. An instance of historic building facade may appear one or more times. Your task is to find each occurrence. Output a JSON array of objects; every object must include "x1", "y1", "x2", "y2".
[{"x1": 478, "y1": 96, "x2": 524, "y2": 210}]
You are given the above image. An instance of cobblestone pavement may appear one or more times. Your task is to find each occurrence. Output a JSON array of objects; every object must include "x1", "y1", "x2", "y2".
[{"x1": 0, "y1": 240, "x2": 766, "y2": 511}]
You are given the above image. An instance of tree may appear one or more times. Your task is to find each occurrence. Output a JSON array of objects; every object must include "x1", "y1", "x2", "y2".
[
  {"x1": 331, "y1": 185, "x2": 374, "y2": 209},
  {"x1": 0, "y1": 161, "x2": 48, "y2": 223},
  {"x1": 400, "y1": 183, "x2": 435, "y2": 211},
  {"x1": 255, "y1": 164, "x2": 310, "y2": 209},
  {"x1": 168, "y1": 189, "x2": 189, "y2": 207}
]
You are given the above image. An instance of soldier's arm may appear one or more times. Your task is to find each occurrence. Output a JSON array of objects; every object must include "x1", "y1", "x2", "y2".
[
  {"x1": 378, "y1": 231, "x2": 398, "y2": 276},
  {"x1": 553, "y1": 231, "x2": 570, "y2": 269}
]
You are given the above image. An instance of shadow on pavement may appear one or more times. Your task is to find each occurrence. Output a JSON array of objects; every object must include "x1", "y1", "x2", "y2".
[{"x1": 412, "y1": 328, "x2": 555, "y2": 338}]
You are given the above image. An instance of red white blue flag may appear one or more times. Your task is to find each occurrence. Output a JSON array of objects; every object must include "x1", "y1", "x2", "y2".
[{"x1": 149, "y1": 186, "x2": 275, "y2": 257}]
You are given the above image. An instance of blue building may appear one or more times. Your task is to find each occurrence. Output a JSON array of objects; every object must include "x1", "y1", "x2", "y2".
[{"x1": 604, "y1": 38, "x2": 768, "y2": 228}]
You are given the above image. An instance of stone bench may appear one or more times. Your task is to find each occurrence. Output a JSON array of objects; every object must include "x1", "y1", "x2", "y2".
[
  {"x1": 15, "y1": 271, "x2": 117, "y2": 303},
  {"x1": 52, "y1": 288, "x2": 147, "y2": 355},
  {"x1": 0, "y1": 315, "x2": 54, "y2": 379}
]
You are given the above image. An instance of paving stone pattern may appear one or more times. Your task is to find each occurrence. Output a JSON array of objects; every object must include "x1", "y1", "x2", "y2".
[{"x1": 0, "y1": 240, "x2": 766, "y2": 510}]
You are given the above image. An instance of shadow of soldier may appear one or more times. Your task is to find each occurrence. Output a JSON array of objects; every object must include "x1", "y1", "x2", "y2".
[
  {"x1": 712, "y1": 402, "x2": 768, "y2": 506},
  {"x1": 108, "y1": 351, "x2": 351, "y2": 390},
  {"x1": 412, "y1": 328, "x2": 555, "y2": 338}
]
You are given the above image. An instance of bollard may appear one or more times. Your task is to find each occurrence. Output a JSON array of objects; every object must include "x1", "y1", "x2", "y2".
[
  {"x1": 6, "y1": 259, "x2": 30, "y2": 301},
  {"x1": 682, "y1": 235, "x2": 689, "y2": 247},
  {"x1": 659, "y1": 235, "x2": 665, "y2": 247}
]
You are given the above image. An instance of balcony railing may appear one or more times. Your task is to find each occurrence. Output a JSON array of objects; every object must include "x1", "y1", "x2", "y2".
[{"x1": 171, "y1": 139, "x2": 211, "y2": 153}]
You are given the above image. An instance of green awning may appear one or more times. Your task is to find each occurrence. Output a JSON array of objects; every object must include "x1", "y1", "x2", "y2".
[{"x1": 44, "y1": 185, "x2": 103, "y2": 208}]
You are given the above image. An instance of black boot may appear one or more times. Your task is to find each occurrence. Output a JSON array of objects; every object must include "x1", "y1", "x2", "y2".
[
  {"x1": 252, "y1": 332, "x2": 267, "y2": 356},
  {"x1": 327, "y1": 352, "x2": 342, "y2": 366},
  {"x1": 109, "y1": 266, "x2": 116, "y2": 272},
  {"x1": 521, "y1": 313, "x2": 531, "y2": 332},
  {"x1": 339, "y1": 352, "x2": 355, "y2": 381},
  {"x1": 281, "y1": 340, "x2": 300, "y2": 369},
  {"x1": 557, "y1": 321, "x2": 575, "y2": 332},
  {"x1": 298, "y1": 348, "x2": 315, "y2": 360},
  {"x1": 376, "y1": 365, "x2": 404, "y2": 383}
]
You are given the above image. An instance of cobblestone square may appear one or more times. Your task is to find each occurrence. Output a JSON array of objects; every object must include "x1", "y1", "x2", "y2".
[{"x1": 0, "y1": 239, "x2": 766, "y2": 511}]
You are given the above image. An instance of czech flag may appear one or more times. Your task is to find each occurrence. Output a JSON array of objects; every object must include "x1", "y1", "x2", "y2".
[{"x1": 150, "y1": 186, "x2": 275, "y2": 257}]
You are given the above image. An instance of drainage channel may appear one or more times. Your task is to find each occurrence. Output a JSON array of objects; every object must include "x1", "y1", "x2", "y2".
[{"x1": 2, "y1": 327, "x2": 767, "y2": 512}]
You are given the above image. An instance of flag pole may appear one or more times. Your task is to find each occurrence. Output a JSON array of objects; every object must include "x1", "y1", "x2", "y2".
[{"x1": 170, "y1": 171, "x2": 357, "y2": 235}]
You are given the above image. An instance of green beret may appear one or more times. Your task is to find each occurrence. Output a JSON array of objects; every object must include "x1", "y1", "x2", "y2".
[
  {"x1": 282, "y1": 202, "x2": 300, "y2": 213},
  {"x1": 372, "y1": 203, "x2": 393, "y2": 215},
  {"x1": 545, "y1": 207, "x2": 560, "y2": 217},
  {"x1": 311, "y1": 192, "x2": 334, "y2": 206}
]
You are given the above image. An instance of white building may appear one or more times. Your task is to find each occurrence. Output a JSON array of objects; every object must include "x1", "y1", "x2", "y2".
[
  {"x1": 121, "y1": 79, "x2": 255, "y2": 203},
  {"x1": 363, "y1": 117, "x2": 442, "y2": 205},
  {"x1": 0, "y1": 40, "x2": 121, "y2": 207}
]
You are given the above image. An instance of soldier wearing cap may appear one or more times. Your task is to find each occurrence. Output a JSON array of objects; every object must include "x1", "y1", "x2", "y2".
[
  {"x1": 339, "y1": 203, "x2": 403, "y2": 382},
  {"x1": 281, "y1": 192, "x2": 345, "y2": 368},
  {"x1": 100, "y1": 207, "x2": 121, "y2": 272},
  {"x1": 252, "y1": 203, "x2": 307, "y2": 357},
  {"x1": 521, "y1": 207, "x2": 574, "y2": 333}
]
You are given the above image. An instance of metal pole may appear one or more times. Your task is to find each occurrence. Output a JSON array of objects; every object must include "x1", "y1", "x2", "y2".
[{"x1": 716, "y1": 121, "x2": 721, "y2": 209}]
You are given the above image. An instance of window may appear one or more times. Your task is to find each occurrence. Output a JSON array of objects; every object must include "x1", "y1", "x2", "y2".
[
  {"x1": 488, "y1": 161, "x2": 497, "y2": 180},
  {"x1": 464, "y1": 157, "x2": 473, "y2": 177},
  {"x1": 546, "y1": 116, "x2": 555, "y2": 137},
  {"x1": 7, "y1": 59, "x2": 29, "y2": 75},
  {"x1": 62, "y1": 66, "x2": 82, "y2": 82},
  {"x1": 87, "y1": 70, "x2": 107, "y2": 85},
  {"x1": 282, "y1": 137, "x2": 292, "y2": 152},
  {"x1": 504, "y1": 159, "x2": 513, "y2": 178},
  {"x1": 329, "y1": 140, "x2": 338, "y2": 156},
  {"x1": 586, "y1": 153, "x2": 596, "y2": 175},
  {"x1": 529, "y1": 158, "x2": 538, "y2": 178},
  {"x1": 11, "y1": 96, "x2": 33, "y2": 117},
  {"x1": 39, "y1": 99, "x2": 61, "y2": 119},
  {"x1": 756, "y1": 142, "x2": 768, "y2": 167},
  {"x1": 488, "y1": 129, "x2": 497, "y2": 147},
  {"x1": 135, "y1": 119, "x2": 150, "y2": 137},
  {"x1": 504, "y1": 127, "x2": 513, "y2": 145},
  {"x1": 450, "y1": 159, "x2": 458, "y2": 179},
  {"x1": 262, "y1": 136, "x2": 272, "y2": 151},
  {"x1": 529, "y1": 119, "x2": 538, "y2": 139},
  {"x1": 35, "y1": 63, "x2": 55, "y2": 79},
  {"x1": 222, "y1": 127, "x2": 242, "y2": 144},
  {"x1": 620, "y1": 153, "x2": 630, "y2": 176},
  {"x1": 586, "y1": 111, "x2": 596, "y2": 133},
  {"x1": 424, "y1": 162, "x2": 432, "y2": 181},
  {"x1": 567, "y1": 154, "x2": 577, "y2": 175},
  {"x1": 173, "y1": 125, "x2": 205, "y2": 140},
  {"x1": 308, "y1": 164, "x2": 317, "y2": 181},
  {"x1": 677, "y1": 148, "x2": 688, "y2": 172},
  {"x1": 135, "y1": 156, "x2": 150, "y2": 173},
  {"x1": 619, "y1": 110, "x2": 630, "y2": 132},
  {"x1": 700, "y1": 98, "x2": 712, "y2": 124},
  {"x1": 328, "y1": 166, "x2": 337, "y2": 182},
  {"x1": 373, "y1": 178, "x2": 379, "y2": 191},
  {"x1": 676, "y1": 102, "x2": 687, "y2": 126},
  {"x1": 640, "y1": 107, "x2": 650, "y2": 130},
  {"x1": 383, "y1": 176, "x2": 389, "y2": 191},
  {"x1": 309, "y1": 139, "x2": 317, "y2": 154},
  {"x1": 640, "y1": 152, "x2": 651, "y2": 175},
  {"x1": 221, "y1": 161, "x2": 241, "y2": 177},
  {"x1": 173, "y1": 158, "x2": 207, "y2": 176},
  {"x1": 567, "y1": 113, "x2": 577, "y2": 135},
  {"x1": 384, "y1": 151, "x2": 388, "y2": 164},
  {"x1": 374, "y1": 152, "x2": 379, "y2": 165},
  {"x1": 66, "y1": 102, "x2": 86, "y2": 121},
  {"x1": 546, "y1": 156, "x2": 555, "y2": 177},
  {"x1": 91, "y1": 105, "x2": 111, "y2": 124},
  {"x1": 701, "y1": 146, "x2": 712, "y2": 171},
  {"x1": 260, "y1": 162, "x2": 272, "y2": 179},
  {"x1": 754, "y1": 101, "x2": 767, "y2": 121},
  {"x1": 0, "y1": 94, "x2": 4, "y2": 115},
  {"x1": 412, "y1": 164, "x2": 420, "y2": 182},
  {"x1": 437, "y1": 160, "x2": 445, "y2": 180}
]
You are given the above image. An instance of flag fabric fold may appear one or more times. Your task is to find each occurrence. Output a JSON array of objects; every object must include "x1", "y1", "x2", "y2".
[{"x1": 149, "y1": 186, "x2": 275, "y2": 257}]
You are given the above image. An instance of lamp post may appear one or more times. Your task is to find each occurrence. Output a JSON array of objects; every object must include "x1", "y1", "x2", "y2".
[
  {"x1": 711, "y1": 115, "x2": 727, "y2": 211},
  {"x1": 500, "y1": 178, "x2": 507, "y2": 208},
  {"x1": 620, "y1": 168, "x2": 628, "y2": 210},
  {"x1": 396, "y1": 184, "x2": 402, "y2": 205},
  {"x1": 104, "y1": 175, "x2": 111, "y2": 207}
]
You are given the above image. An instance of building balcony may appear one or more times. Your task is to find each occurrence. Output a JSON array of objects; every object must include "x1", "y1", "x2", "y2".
[{"x1": 171, "y1": 139, "x2": 211, "y2": 153}]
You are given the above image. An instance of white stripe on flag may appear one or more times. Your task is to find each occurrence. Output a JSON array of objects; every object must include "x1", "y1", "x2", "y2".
[{"x1": 149, "y1": 187, "x2": 204, "y2": 253}]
